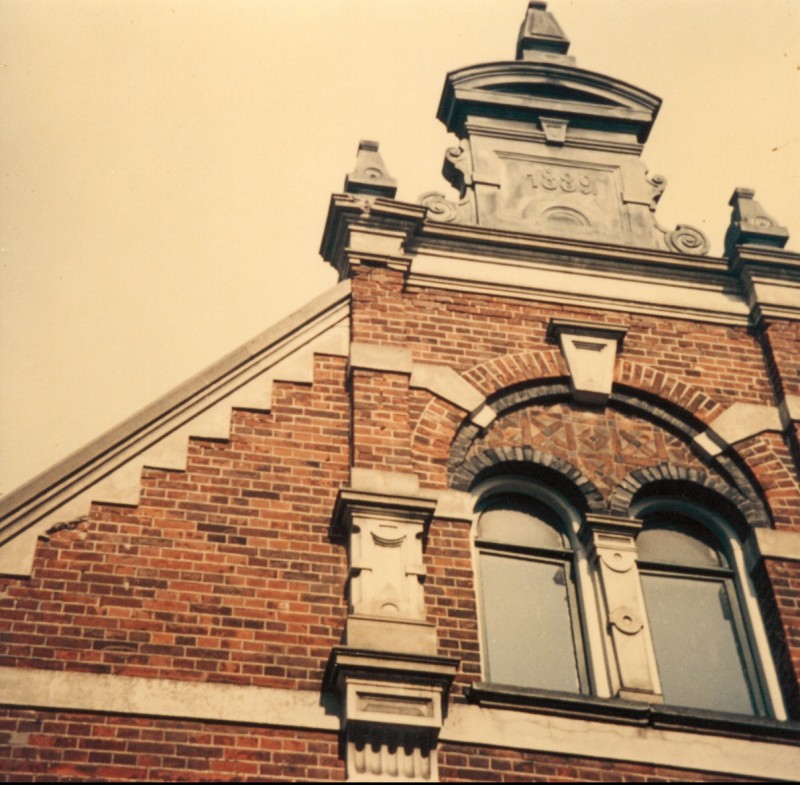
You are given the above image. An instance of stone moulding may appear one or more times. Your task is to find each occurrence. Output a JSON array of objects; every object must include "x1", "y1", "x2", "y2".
[
  {"x1": 324, "y1": 648, "x2": 458, "y2": 783},
  {"x1": 436, "y1": 62, "x2": 661, "y2": 143},
  {"x1": 0, "y1": 666, "x2": 797, "y2": 780},
  {"x1": 693, "y1": 399, "x2": 800, "y2": 458}
]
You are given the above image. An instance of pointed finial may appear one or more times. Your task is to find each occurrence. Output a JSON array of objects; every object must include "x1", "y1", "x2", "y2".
[
  {"x1": 344, "y1": 140, "x2": 397, "y2": 198},
  {"x1": 724, "y1": 188, "x2": 789, "y2": 257},
  {"x1": 516, "y1": 1, "x2": 575, "y2": 65}
]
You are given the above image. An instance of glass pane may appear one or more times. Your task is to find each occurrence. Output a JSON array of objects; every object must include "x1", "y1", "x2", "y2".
[
  {"x1": 641, "y1": 574, "x2": 755, "y2": 715},
  {"x1": 479, "y1": 552, "x2": 580, "y2": 692},
  {"x1": 637, "y1": 515, "x2": 724, "y2": 568},
  {"x1": 477, "y1": 495, "x2": 564, "y2": 550}
]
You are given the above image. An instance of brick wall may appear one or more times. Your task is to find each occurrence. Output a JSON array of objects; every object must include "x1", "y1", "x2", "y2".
[
  {"x1": 438, "y1": 744, "x2": 758, "y2": 782},
  {"x1": 2, "y1": 264, "x2": 799, "y2": 778},
  {"x1": 0, "y1": 710, "x2": 342, "y2": 782},
  {"x1": 0, "y1": 356, "x2": 350, "y2": 688}
]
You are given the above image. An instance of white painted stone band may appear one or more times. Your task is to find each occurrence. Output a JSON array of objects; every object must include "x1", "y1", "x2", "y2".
[
  {"x1": 1, "y1": 667, "x2": 796, "y2": 779},
  {"x1": 440, "y1": 703, "x2": 798, "y2": 781},
  {"x1": 0, "y1": 666, "x2": 339, "y2": 731}
]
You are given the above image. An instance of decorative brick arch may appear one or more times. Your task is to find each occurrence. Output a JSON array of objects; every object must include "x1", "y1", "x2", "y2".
[
  {"x1": 451, "y1": 446, "x2": 606, "y2": 513},
  {"x1": 608, "y1": 463, "x2": 771, "y2": 529},
  {"x1": 616, "y1": 359, "x2": 725, "y2": 425},
  {"x1": 413, "y1": 352, "x2": 724, "y2": 472},
  {"x1": 461, "y1": 348, "x2": 567, "y2": 397},
  {"x1": 408, "y1": 352, "x2": 767, "y2": 518}
]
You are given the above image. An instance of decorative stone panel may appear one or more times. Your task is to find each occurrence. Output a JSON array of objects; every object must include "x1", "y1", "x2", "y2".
[{"x1": 579, "y1": 514, "x2": 662, "y2": 702}]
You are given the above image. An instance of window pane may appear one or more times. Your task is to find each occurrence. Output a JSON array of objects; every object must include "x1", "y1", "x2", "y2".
[
  {"x1": 479, "y1": 552, "x2": 580, "y2": 692},
  {"x1": 637, "y1": 516, "x2": 723, "y2": 568},
  {"x1": 477, "y1": 495, "x2": 563, "y2": 550},
  {"x1": 641, "y1": 574, "x2": 755, "y2": 715}
]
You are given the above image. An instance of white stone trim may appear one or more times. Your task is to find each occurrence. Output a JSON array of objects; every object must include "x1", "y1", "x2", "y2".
[
  {"x1": 410, "y1": 363, "x2": 497, "y2": 427},
  {"x1": 349, "y1": 342, "x2": 413, "y2": 375},
  {"x1": 349, "y1": 344, "x2": 497, "y2": 428},
  {"x1": 349, "y1": 468, "x2": 426, "y2": 498},
  {"x1": 1, "y1": 665, "x2": 796, "y2": 779},
  {"x1": 409, "y1": 249, "x2": 750, "y2": 326},
  {"x1": 749, "y1": 528, "x2": 800, "y2": 562},
  {"x1": 347, "y1": 226, "x2": 409, "y2": 258},
  {"x1": 0, "y1": 666, "x2": 338, "y2": 731},
  {"x1": 779, "y1": 394, "x2": 800, "y2": 429},
  {"x1": 440, "y1": 703, "x2": 798, "y2": 781},
  {"x1": 693, "y1": 403, "x2": 783, "y2": 457},
  {"x1": 346, "y1": 475, "x2": 474, "y2": 523}
]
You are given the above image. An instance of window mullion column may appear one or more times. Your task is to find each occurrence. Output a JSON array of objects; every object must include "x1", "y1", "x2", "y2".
[{"x1": 580, "y1": 514, "x2": 663, "y2": 703}]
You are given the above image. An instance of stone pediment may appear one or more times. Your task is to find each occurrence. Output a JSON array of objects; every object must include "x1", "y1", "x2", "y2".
[{"x1": 438, "y1": 62, "x2": 661, "y2": 142}]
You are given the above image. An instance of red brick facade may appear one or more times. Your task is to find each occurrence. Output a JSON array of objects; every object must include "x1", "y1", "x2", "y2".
[{"x1": 2, "y1": 3, "x2": 799, "y2": 781}]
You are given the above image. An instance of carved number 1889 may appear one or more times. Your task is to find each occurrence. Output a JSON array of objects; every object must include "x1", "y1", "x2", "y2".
[{"x1": 527, "y1": 169, "x2": 598, "y2": 195}]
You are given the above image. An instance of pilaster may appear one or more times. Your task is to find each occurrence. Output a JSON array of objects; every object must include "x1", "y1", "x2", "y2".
[
  {"x1": 579, "y1": 514, "x2": 662, "y2": 703},
  {"x1": 327, "y1": 471, "x2": 458, "y2": 780}
]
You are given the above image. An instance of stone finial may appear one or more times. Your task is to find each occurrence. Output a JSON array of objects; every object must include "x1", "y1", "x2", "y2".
[
  {"x1": 724, "y1": 187, "x2": 789, "y2": 257},
  {"x1": 516, "y1": 1, "x2": 575, "y2": 65},
  {"x1": 344, "y1": 140, "x2": 397, "y2": 199}
]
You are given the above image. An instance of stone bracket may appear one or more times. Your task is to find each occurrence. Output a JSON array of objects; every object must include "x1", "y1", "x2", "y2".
[
  {"x1": 547, "y1": 319, "x2": 627, "y2": 405},
  {"x1": 325, "y1": 648, "x2": 458, "y2": 783}
]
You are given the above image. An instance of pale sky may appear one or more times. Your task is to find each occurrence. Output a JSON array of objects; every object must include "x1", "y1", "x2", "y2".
[{"x1": 1, "y1": 0, "x2": 799, "y2": 495}]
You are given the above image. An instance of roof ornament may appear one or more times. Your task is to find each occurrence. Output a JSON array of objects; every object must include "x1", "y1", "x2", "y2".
[
  {"x1": 516, "y1": 1, "x2": 575, "y2": 65},
  {"x1": 724, "y1": 188, "x2": 789, "y2": 257},
  {"x1": 344, "y1": 140, "x2": 397, "y2": 199}
]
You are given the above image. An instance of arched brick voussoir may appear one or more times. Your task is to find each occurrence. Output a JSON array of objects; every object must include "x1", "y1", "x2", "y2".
[
  {"x1": 609, "y1": 463, "x2": 771, "y2": 529},
  {"x1": 462, "y1": 348, "x2": 567, "y2": 398},
  {"x1": 616, "y1": 360, "x2": 725, "y2": 425},
  {"x1": 410, "y1": 349, "x2": 566, "y2": 486},
  {"x1": 451, "y1": 447, "x2": 607, "y2": 512}
]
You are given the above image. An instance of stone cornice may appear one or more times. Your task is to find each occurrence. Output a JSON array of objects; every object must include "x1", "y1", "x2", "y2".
[{"x1": 437, "y1": 61, "x2": 661, "y2": 142}]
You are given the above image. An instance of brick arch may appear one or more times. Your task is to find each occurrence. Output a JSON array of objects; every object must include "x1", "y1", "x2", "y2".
[
  {"x1": 411, "y1": 349, "x2": 569, "y2": 486},
  {"x1": 411, "y1": 351, "x2": 744, "y2": 500},
  {"x1": 608, "y1": 463, "x2": 771, "y2": 529},
  {"x1": 451, "y1": 446, "x2": 606, "y2": 513},
  {"x1": 462, "y1": 348, "x2": 567, "y2": 397},
  {"x1": 616, "y1": 359, "x2": 725, "y2": 425}
]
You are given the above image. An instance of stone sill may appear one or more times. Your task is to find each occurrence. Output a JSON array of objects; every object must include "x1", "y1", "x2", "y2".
[{"x1": 467, "y1": 682, "x2": 800, "y2": 745}]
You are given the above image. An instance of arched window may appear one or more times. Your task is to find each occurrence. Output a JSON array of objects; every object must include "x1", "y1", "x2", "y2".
[
  {"x1": 633, "y1": 499, "x2": 767, "y2": 716},
  {"x1": 473, "y1": 478, "x2": 589, "y2": 694}
]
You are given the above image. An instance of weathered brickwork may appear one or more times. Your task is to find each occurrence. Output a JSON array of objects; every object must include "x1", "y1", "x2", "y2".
[
  {"x1": 352, "y1": 370, "x2": 412, "y2": 472},
  {"x1": 425, "y1": 518, "x2": 481, "y2": 695},
  {"x1": 0, "y1": 356, "x2": 350, "y2": 689},
  {"x1": 0, "y1": 709, "x2": 342, "y2": 782},
  {"x1": 438, "y1": 744, "x2": 758, "y2": 782},
  {"x1": 2, "y1": 1, "x2": 799, "y2": 778},
  {"x1": 2, "y1": 271, "x2": 800, "y2": 776}
]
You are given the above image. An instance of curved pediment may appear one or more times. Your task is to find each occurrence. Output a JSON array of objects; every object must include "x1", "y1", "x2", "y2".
[{"x1": 438, "y1": 62, "x2": 661, "y2": 142}]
